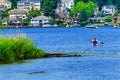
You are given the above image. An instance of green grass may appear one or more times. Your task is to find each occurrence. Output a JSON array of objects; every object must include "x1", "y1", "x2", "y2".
[{"x1": 0, "y1": 34, "x2": 45, "y2": 63}]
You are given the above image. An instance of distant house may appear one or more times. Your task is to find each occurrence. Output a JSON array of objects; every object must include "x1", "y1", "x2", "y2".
[
  {"x1": 9, "y1": 9, "x2": 28, "y2": 19},
  {"x1": 0, "y1": 0, "x2": 11, "y2": 11},
  {"x1": 56, "y1": 12, "x2": 68, "y2": 22},
  {"x1": 88, "y1": 17, "x2": 105, "y2": 23},
  {"x1": 30, "y1": 16, "x2": 52, "y2": 27},
  {"x1": 9, "y1": 17, "x2": 22, "y2": 26},
  {"x1": 17, "y1": 0, "x2": 41, "y2": 10},
  {"x1": 101, "y1": 5, "x2": 118, "y2": 16},
  {"x1": 56, "y1": 0, "x2": 74, "y2": 13},
  {"x1": 56, "y1": 12, "x2": 80, "y2": 26},
  {"x1": 8, "y1": 9, "x2": 28, "y2": 26},
  {"x1": 55, "y1": 0, "x2": 76, "y2": 26}
]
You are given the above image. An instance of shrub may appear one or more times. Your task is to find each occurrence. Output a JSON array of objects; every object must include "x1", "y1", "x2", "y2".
[{"x1": 80, "y1": 21, "x2": 88, "y2": 26}]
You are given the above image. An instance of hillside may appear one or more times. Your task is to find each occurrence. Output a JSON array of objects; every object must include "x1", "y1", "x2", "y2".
[{"x1": 9, "y1": 0, "x2": 120, "y2": 13}]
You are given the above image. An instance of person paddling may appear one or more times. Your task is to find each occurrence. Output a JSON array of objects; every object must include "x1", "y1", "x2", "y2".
[{"x1": 91, "y1": 37, "x2": 99, "y2": 46}]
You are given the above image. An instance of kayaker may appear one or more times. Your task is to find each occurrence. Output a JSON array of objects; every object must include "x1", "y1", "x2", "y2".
[{"x1": 91, "y1": 37, "x2": 99, "y2": 46}]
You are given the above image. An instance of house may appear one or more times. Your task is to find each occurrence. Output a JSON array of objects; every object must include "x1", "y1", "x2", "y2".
[
  {"x1": 17, "y1": 0, "x2": 41, "y2": 10},
  {"x1": 56, "y1": 12, "x2": 69, "y2": 23},
  {"x1": 56, "y1": 12, "x2": 80, "y2": 26},
  {"x1": 8, "y1": 9, "x2": 28, "y2": 26},
  {"x1": 101, "y1": 5, "x2": 118, "y2": 16},
  {"x1": 0, "y1": 0, "x2": 11, "y2": 11},
  {"x1": 30, "y1": 16, "x2": 52, "y2": 27},
  {"x1": 56, "y1": 0, "x2": 74, "y2": 13},
  {"x1": 88, "y1": 17, "x2": 105, "y2": 23},
  {"x1": 57, "y1": 0, "x2": 74, "y2": 9},
  {"x1": 8, "y1": 17, "x2": 22, "y2": 26},
  {"x1": 9, "y1": 9, "x2": 28, "y2": 19}
]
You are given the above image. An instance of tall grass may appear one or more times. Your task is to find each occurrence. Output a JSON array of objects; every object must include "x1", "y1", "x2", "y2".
[{"x1": 0, "y1": 33, "x2": 45, "y2": 63}]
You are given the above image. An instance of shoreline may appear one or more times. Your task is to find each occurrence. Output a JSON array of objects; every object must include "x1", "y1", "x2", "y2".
[{"x1": 0, "y1": 26, "x2": 82, "y2": 29}]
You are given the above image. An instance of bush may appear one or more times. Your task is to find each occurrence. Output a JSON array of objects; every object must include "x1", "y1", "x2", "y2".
[
  {"x1": 80, "y1": 21, "x2": 88, "y2": 26},
  {"x1": 104, "y1": 16, "x2": 113, "y2": 22},
  {"x1": 97, "y1": 22, "x2": 105, "y2": 27},
  {"x1": 0, "y1": 34, "x2": 45, "y2": 63}
]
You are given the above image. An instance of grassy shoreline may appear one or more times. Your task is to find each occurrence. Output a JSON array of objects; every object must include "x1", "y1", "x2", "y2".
[
  {"x1": 0, "y1": 32, "x2": 82, "y2": 64},
  {"x1": 0, "y1": 34, "x2": 45, "y2": 63}
]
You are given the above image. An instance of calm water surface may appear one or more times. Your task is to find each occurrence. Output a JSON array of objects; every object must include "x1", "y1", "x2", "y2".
[
  {"x1": 2, "y1": 27, "x2": 120, "y2": 53},
  {"x1": 0, "y1": 27, "x2": 120, "y2": 80}
]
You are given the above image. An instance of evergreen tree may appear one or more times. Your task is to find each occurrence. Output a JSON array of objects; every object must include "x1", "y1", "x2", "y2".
[
  {"x1": 42, "y1": 0, "x2": 57, "y2": 18},
  {"x1": 9, "y1": 0, "x2": 20, "y2": 9}
]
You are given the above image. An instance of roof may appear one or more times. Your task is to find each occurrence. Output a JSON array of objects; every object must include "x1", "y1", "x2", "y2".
[
  {"x1": 56, "y1": 12, "x2": 67, "y2": 18},
  {"x1": 103, "y1": 5, "x2": 116, "y2": 8},
  {"x1": 18, "y1": 0, "x2": 40, "y2": 3},
  {"x1": 9, "y1": 9, "x2": 28, "y2": 15},
  {"x1": 0, "y1": 0, "x2": 10, "y2": 3},
  {"x1": 88, "y1": 17, "x2": 105, "y2": 20},
  {"x1": 31, "y1": 16, "x2": 51, "y2": 20},
  {"x1": 56, "y1": 12, "x2": 69, "y2": 19},
  {"x1": 57, "y1": 0, "x2": 73, "y2": 3}
]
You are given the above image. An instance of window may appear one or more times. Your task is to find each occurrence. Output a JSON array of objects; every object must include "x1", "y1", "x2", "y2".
[
  {"x1": 23, "y1": 16, "x2": 25, "y2": 18},
  {"x1": 15, "y1": 20, "x2": 17, "y2": 22},
  {"x1": 39, "y1": 20, "x2": 42, "y2": 22}
]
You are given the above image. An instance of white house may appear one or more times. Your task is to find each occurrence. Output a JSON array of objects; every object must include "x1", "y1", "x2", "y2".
[
  {"x1": 101, "y1": 5, "x2": 118, "y2": 16},
  {"x1": 56, "y1": 0, "x2": 74, "y2": 13},
  {"x1": 0, "y1": 0, "x2": 11, "y2": 11},
  {"x1": 88, "y1": 17, "x2": 105, "y2": 23},
  {"x1": 30, "y1": 16, "x2": 51, "y2": 27},
  {"x1": 17, "y1": 0, "x2": 41, "y2": 10}
]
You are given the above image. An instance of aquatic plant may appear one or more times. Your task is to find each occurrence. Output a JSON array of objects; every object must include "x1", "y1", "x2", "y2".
[{"x1": 0, "y1": 33, "x2": 44, "y2": 63}]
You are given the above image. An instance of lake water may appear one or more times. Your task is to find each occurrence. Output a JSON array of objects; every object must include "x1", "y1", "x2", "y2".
[
  {"x1": 0, "y1": 27, "x2": 120, "y2": 80},
  {"x1": 2, "y1": 27, "x2": 120, "y2": 54}
]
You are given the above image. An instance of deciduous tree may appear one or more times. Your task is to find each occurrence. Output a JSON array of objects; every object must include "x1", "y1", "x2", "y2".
[{"x1": 71, "y1": 1, "x2": 97, "y2": 21}]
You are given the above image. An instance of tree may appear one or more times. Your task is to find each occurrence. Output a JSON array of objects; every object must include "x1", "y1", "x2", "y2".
[
  {"x1": 0, "y1": 20, "x2": 2, "y2": 26},
  {"x1": 42, "y1": 0, "x2": 57, "y2": 18},
  {"x1": 74, "y1": 0, "x2": 95, "y2": 4},
  {"x1": 116, "y1": 0, "x2": 120, "y2": 13},
  {"x1": 9, "y1": 0, "x2": 20, "y2": 9},
  {"x1": 71, "y1": 1, "x2": 97, "y2": 21},
  {"x1": 104, "y1": 16, "x2": 113, "y2": 22},
  {"x1": 2, "y1": 11, "x2": 9, "y2": 19}
]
